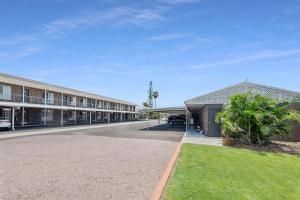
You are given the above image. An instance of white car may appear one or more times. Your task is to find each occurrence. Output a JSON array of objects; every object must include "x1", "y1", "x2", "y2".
[{"x1": 0, "y1": 118, "x2": 11, "y2": 130}]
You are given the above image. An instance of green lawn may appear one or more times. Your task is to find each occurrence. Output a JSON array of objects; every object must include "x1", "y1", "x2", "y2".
[{"x1": 162, "y1": 144, "x2": 300, "y2": 200}]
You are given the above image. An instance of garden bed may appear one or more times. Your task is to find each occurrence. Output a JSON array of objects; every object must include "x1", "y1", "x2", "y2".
[{"x1": 232, "y1": 141, "x2": 300, "y2": 156}]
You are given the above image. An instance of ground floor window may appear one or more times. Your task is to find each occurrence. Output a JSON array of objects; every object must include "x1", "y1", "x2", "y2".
[{"x1": 0, "y1": 108, "x2": 11, "y2": 119}]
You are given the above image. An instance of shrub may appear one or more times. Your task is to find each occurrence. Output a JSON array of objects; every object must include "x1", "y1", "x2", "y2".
[{"x1": 216, "y1": 93, "x2": 300, "y2": 145}]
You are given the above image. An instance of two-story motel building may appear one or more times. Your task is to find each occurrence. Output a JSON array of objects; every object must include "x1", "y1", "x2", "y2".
[{"x1": 0, "y1": 73, "x2": 138, "y2": 130}]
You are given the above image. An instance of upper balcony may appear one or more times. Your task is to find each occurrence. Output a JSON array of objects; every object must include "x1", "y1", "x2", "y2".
[{"x1": 0, "y1": 93, "x2": 136, "y2": 112}]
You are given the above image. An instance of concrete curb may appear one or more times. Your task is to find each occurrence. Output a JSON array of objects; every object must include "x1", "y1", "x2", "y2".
[
  {"x1": 151, "y1": 141, "x2": 182, "y2": 200},
  {"x1": 0, "y1": 121, "x2": 149, "y2": 140}
]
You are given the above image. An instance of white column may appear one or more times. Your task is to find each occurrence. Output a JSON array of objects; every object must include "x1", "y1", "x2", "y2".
[
  {"x1": 21, "y1": 86, "x2": 25, "y2": 126},
  {"x1": 120, "y1": 113, "x2": 123, "y2": 122},
  {"x1": 89, "y1": 112, "x2": 92, "y2": 124},
  {"x1": 61, "y1": 110, "x2": 63, "y2": 127},
  {"x1": 22, "y1": 85, "x2": 25, "y2": 103},
  {"x1": 44, "y1": 90, "x2": 47, "y2": 126},
  {"x1": 11, "y1": 107, "x2": 15, "y2": 131},
  {"x1": 108, "y1": 113, "x2": 110, "y2": 123},
  {"x1": 44, "y1": 90, "x2": 47, "y2": 105},
  {"x1": 44, "y1": 108, "x2": 47, "y2": 126},
  {"x1": 185, "y1": 109, "x2": 188, "y2": 132},
  {"x1": 61, "y1": 93, "x2": 64, "y2": 106},
  {"x1": 74, "y1": 110, "x2": 77, "y2": 124}
]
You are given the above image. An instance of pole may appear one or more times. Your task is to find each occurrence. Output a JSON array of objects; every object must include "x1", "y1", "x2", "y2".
[
  {"x1": 61, "y1": 110, "x2": 63, "y2": 127},
  {"x1": 185, "y1": 108, "x2": 188, "y2": 133},
  {"x1": 89, "y1": 111, "x2": 92, "y2": 124},
  {"x1": 11, "y1": 107, "x2": 15, "y2": 131}
]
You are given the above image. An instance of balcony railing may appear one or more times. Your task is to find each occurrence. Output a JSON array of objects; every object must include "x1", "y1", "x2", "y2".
[{"x1": 0, "y1": 93, "x2": 136, "y2": 112}]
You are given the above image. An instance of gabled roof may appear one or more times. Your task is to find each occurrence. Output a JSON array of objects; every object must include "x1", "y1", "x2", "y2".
[{"x1": 185, "y1": 81, "x2": 300, "y2": 106}]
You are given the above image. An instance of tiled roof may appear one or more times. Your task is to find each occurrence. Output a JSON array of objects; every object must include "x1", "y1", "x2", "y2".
[{"x1": 185, "y1": 81, "x2": 300, "y2": 105}]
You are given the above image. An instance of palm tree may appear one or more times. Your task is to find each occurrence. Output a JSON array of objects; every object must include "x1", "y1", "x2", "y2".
[
  {"x1": 216, "y1": 93, "x2": 300, "y2": 144},
  {"x1": 153, "y1": 91, "x2": 159, "y2": 108},
  {"x1": 143, "y1": 102, "x2": 149, "y2": 108}
]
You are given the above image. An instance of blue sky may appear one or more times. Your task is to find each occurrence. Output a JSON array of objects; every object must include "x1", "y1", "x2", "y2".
[{"x1": 0, "y1": 0, "x2": 300, "y2": 106}]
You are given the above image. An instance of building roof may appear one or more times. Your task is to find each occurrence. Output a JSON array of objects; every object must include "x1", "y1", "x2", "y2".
[
  {"x1": 185, "y1": 81, "x2": 300, "y2": 106},
  {"x1": 0, "y1": 72, "x2": 137, "y2": 105}
]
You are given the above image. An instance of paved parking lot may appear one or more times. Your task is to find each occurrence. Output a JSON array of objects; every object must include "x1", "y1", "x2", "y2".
[{"x1": 0, "y1": 121, "x2": 184, "y2": 200}]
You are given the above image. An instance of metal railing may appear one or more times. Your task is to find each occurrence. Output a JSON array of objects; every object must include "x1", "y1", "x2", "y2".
[{"x1": 0, "y1": 93, "x2": 136, "y2": 112}]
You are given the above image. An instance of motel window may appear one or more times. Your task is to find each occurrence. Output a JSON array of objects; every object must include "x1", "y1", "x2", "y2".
[
  {"x1": 69, "y1": 96, "x2": 76, "y2": 106},
  {"x1": 0, "y1": 85, "x2": 12, "y2": 100},
  {"x1": 24, "y1": 89, "x2": 29, "y2": 103},
  {"x1": 1, "y1": 108, "x2": 11, "y2": 119},
  {"x1": 47, "y1": 92, "x2": 54, "y2": 104},
  {"x1": 80, "y1": 98, "x2": 87, "y2": 107}
]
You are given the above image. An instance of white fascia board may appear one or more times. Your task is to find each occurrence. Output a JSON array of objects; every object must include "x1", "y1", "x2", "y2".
[{"x1": 0, "y1": 102, "x2": 138, "y2": 114}]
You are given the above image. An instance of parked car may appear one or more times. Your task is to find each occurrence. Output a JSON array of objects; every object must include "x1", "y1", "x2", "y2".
[
  {"x1": 0, "y1": 118, "x2": 11, "y2": 130},
  {"x1": 168, "y1": 115, "x2": 186, "y2": 125}
]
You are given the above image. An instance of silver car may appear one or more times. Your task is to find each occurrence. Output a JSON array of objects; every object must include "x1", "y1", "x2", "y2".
[{"x1": 0, "y1": 118, "x2": 11, "y2": 130}]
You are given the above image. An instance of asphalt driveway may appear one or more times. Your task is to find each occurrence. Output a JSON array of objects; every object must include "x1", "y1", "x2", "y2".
[{"x1": 0, "y1": 121, "x2": 184, "y2": 200}]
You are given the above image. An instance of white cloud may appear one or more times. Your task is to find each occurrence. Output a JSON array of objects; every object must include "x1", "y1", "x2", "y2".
[
  {"x1": 157, "y1": 0, "x2": 200, "y2": 5},
  {"x1": 0, "y1": 47, "x2": 41, "y2": 62},
  {"x1": 146, "y1": 32, "x2": 189, "y2": 41},
  {"x1": 0, "y1": 6, "x2": 167, "y2": 46},
  {"x1": 192, "y1": 49, "x2": 300, "y2": 69}
]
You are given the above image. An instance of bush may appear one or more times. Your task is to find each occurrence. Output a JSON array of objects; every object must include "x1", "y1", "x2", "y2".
[{"x1": 216, "y1": 93, "x2": 300, "y2": 145}]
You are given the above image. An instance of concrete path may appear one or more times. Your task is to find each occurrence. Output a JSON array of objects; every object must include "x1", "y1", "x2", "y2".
[{"x1": 182, "y1": 131, "x2": 223, "y2": 146}]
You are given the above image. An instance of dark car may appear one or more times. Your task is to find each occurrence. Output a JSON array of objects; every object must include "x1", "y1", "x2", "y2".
[{"x1": 168, "y1": 115, "x2": 186, "y2": 125}]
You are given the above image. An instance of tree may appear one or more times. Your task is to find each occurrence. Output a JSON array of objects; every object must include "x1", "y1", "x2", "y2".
[
  {"x1": 143, "y1": 102, "x2": 149, "y2": 108},
  {"x1": 148, "y1": 81, "x2": 154, "y2": 108},
  {"x1": 153, "y1": 91, "x2": 159, "y2": 108},
  {"x1": 216, "y1": 93, "x2": 300, "y2": 145}
]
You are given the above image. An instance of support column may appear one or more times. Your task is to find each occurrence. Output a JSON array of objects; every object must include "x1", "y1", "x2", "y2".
[
  {"x1": 85, "y1": 112, "x2": 88, "y2": 123},
  {"x1": 108, "y1": 113, "x2": 110, "y2": 123},
  {"x1": 21, "y1": 86, "x2": 25, "y2": 126},
  {"x1": 11, "y1": 107, "x2": 15, "y2": 131},
  {"x1": 44, "y1": 90, "x2": 47, "y2": 105},
  {"x1": 61, "y1": 110, "x2": 63, "y2": 127},
  {"x1": 44, "y1": 90, "x2": 47, "y2": 126},
  {"x1": 22, "y1": 85, "x2": 25, "y2": 103},
  {"x1": 44, "y1": 108, "x2": 47, "y2": 126},
  {"x1": 74, "y1": 110, "x2": 77, "y2": 124},
  {"x1": 185, "y1": 109, "x2": 188, "y2": 132},
  {"x1": 89, "y1": 111, "x2": 92, "y2": 125},
  {"x1": 120, "y1": 113, "x2": 123, "y2": 122},
  {"x1": 61, "y1": 92, "x2": 64, "y2": 106}
]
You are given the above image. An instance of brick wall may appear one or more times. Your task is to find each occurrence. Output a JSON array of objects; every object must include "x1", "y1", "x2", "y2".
[{"x1": 272, "y1": 103, "x2": 300, "y2": 142}]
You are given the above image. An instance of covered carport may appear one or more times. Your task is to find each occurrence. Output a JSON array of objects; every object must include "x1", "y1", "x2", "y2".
[{"x1": 139, "y1": 107, "x2": 187, "y2": 129}]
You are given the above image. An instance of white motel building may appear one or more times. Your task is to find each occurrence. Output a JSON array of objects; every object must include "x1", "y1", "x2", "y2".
[{"x1": 0, "y1": 72, "x2": 138, "y2": 130}]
